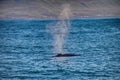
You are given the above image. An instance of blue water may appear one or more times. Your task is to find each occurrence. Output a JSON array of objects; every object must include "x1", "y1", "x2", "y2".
[{"x1": 0, "y1": 18, "x2": 120, "y2": 80}]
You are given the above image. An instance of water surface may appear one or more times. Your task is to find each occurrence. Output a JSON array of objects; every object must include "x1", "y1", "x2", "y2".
[{"x1": 0, "y1": 18, "x2": 120, "y2": 80}]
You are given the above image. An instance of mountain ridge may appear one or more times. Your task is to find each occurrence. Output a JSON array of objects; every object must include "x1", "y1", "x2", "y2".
[{"x1": 0, "y1": 0, "x2": 120, "y2": 19}]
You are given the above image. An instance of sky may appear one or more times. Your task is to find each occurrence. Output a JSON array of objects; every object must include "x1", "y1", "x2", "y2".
[{"x1": 0, "y1": 0, "x2": 120, "y2": 19}]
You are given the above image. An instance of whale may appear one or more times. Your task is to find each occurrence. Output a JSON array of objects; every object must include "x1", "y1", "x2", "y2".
[{"x1": 54, "y1": 53, "x2": 80, "y2": 57}]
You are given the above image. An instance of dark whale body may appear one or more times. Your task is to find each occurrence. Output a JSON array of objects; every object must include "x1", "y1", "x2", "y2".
[{"x1": 54, "y1": 53, "x2": 80, "y2": 57}]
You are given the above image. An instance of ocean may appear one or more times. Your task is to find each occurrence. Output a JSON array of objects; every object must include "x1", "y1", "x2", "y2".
[{"x1": 0, "y1": 18, "x2": 120, "y2": 80}]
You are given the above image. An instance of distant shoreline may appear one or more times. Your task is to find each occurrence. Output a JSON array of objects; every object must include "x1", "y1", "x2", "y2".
[{"x1": 0, "y1": 16, "x2": 120, "y2": 21}]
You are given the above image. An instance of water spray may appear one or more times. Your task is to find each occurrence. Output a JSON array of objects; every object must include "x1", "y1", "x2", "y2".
[{"x1": 46, "y1": 4, "x2": 80, "y2": 57}]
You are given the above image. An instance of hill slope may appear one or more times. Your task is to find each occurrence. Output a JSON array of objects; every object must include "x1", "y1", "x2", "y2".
[{"x1": 0, "y1": 0, "x2": 120, "y2": 19}]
